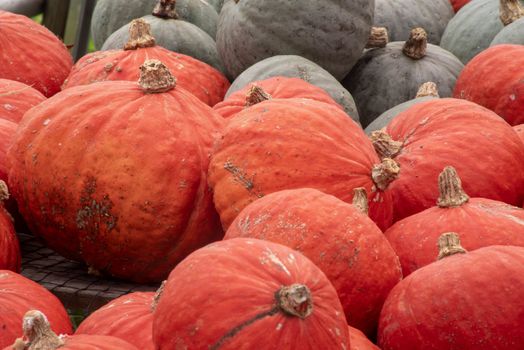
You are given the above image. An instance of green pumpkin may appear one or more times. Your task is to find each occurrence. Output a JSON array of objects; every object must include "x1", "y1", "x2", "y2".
[
  {"x1": 343, "y1": 28, "x2": 463, "y2": 128},
  {"x1": 441, "y1": 0, "x2": 524, "y2": 64},
  {"x1": 226, "y1": 55, "x2": 359, "y2": 123},
  {"x1": 374, "y1": 0, "x2": 453, "y2": 44},
  {"x1": 0, "y1": 0, "x2": 44, "y2": 17},
  {"x1": 205, "y1": 0, "x2": 225, "y2": 13},
  {"x1": 491, "y1": 16, "x2": 524, "y2": 45},
  {"x1": 216, "y1": 0, "x2": 374, "y2": 80},
  {"x1": 91, "y1": 0, "x2": 218, "y2": 49}
]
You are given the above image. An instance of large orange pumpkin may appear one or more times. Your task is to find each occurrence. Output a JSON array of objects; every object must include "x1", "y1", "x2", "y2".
[
  {"x1": 208, "y1": 98, "x2": 400, "y2": 231},
  {"x1": 224, "y1": 188, "x2": 402, "y2": 336},
  {"x1": 63, "y1": 19, "x2": 229, "y2": 107},
  {"x1": 0, "y1": 79, "x2": 45, "y2": 124},
  {"x1": 0, "y1": 271, "x2": 72, "y2": 348},
  {"x1": 153, "y1": 238, "x2": 350, "y2": 349},
  {"x1": 7, "y1": 60, "x2": 225, "y2": 282},
  {"x1": 0, "y1": 11, "x2": 72, "y2": 97}
]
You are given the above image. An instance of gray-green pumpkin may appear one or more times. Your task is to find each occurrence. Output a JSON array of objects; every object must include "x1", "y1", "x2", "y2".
[
  {"x1": 226, "y1": 55, "x2": 360, "y2": 123},
  {"x1": 91, "y1": 0, "x2": 218, "y2": 50},
  {"x1": 374, "y1": 0, "x2": 453, "y2": 44},
  {"x1": 216, "y1": 0, "x2": 375, "y2": 81},
  {"x1": 205, "y1": 0, "x2": 225, "y2": 13},
  {"x1": 491, "y1": 16, "x2": 524, "y2": 45},
  {"x1": 365, "y1": 82, "x2": 440, "y2": 134},
  {"x1": 441, "y1": 0, "x2": 524, "y2": 64},
  {"x1": 343, "y1": 28, "x2": 463, "y2": 128},
  {"x1": 101, "y1": 2, "x2": 225, "y2": 73},
  {"x1": 0, "y1": 0, "x2": 44, "y2": 17}
]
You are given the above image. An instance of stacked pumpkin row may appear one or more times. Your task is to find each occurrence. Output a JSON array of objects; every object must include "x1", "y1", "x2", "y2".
[{"x1": 2, "y1": 0, "x2": 524, "y2": 349}]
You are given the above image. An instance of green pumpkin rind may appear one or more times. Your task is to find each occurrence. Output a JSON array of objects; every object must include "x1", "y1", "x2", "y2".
[
  {"x1": 91, "y1": 0, "x2": 218, "y2": 50},
  {"x1": 0, "y1": 0, "x2": 44, "y2": 17},
  {"x1": 226, "y1": 55, "x2": 360, "y2": 123},
  {"x1": 101, "y1": 15, "x2": 225, "y2": 74},
  {"x1": 216, "y1": 0, "x2": 375, "y2": 80},
  {"x1": 491, "y1": 17, "x2": 524, "y2": 45},
  {"x1": 440, "y1": 0, "x2": 524, "y2": 64},
  {"x1": 204, "y1": 0, "x2": 225, "y2": 13},
  {"x1": 374, "y1": 0, "x2": 453, "y2": 44}
]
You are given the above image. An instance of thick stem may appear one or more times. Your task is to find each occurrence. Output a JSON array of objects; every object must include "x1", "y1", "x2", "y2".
[
  {"x1": 437, "y1": 166, "x2": 469, "y2": 208},
  {"x1": 500, "y1": 0, "x2": 524, "y2": 26},
  {"x1": 152, "y1": 0, "x2": 179, "y2": 19},
  {"x1": 0, "y1": 180, "x2": 9, "y2": 202},
  {"x1": 370, "y1": 130, "x2": 403, "y2": 160},
  {"x1": 275, "y1": 284, "x2": 313, "y2": 319},
  {"x1": 352, "y1": 187, "x2": 369, "y2": 215},
  {"x1": 365, "y1": 27, "x2": 388, "y2": 49},
  {"x1": 139, "y1": 59, "x2": 176, "y2": 94},
  {"x1": 403, "y1": 28, "x2": 427, "y2": 60},
  {"x1": 416, "y1": 82, "x2": 439, "y2": 98},
  {"x1": 371, "y1": 158, "x2": 400, "y2": 191},
  {"x1": 124, "y1": 19, "x2": 156, "y2": 51},
  {"x1": 437, "y1": 232, "x2": 467, "y2": 260},
  {"x1": 151, "y1": 280, "x2": 166, "y2": 312},
  {"x1": 245, "y1": 85, "x2": 271, "y2": 107},
  {"x1": 13, "y1": 310, "x2": 64, "y2": 350}
]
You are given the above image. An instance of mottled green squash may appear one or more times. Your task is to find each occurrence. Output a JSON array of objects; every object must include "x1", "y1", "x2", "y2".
[{"x1": 491, "y1": 16, "x2": 524, "y2": 45}]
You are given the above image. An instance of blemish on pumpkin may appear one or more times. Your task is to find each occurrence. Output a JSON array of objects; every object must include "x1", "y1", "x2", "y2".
[
  {"x1": 276, "y1": 323, "x2": 283, "y2": 331},
  {"x1": 76, "y1": 177, "x2": 118, "y2": 233},
  {"x1": 104, "y1": 63, "x2": 113, "y2": 72},
  {"x1": 223, "y1": 160, "x2": 264, "y2": 198},
  {"x1": 43, "y1": 119, "x2": 51, "y2": 126},
  {"x1": 260, "y1": 248, "x2": 291, "y2": 276}
]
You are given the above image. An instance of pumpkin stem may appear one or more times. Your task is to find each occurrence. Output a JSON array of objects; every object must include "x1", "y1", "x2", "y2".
[
  {"x1": 151, "y1": 280, "x2": 167, "y2": 312},
  {"x1": 416, "y1": 82, "x2": 439, "y2": 98},
  {"x1": 12, "y1": 310, "x2": 65, "y2": 350},
  {"x1": 369, "y1": 130, "x2": 403, "y2": 159},
  {"x1": 245, "y1": 85, "x2": 272, "y2": 108},
  {"x1": 402, "y1": 27, "x2": 427, "y2": 60},
  {"x1": 276, "y1": 284, "x2": 313, "y2": 319},
  {"x1": 500, "y1": 0, "x2": 524, "y2": 26},
  {"x1": 437, "y1": 232, "x2": 467, "y2": 260},
  {"x1": 437, "y1": 166, "x2": 469, "y2": 208},
  {"x1": 124, "y1": 19, "x2": 156, "y2": 51},
  {"x1": 0, "y1": 180, "x2": 9, "y2": 202},
  {"x1": 371, "y1": 158, "x2": 400, "y2": 191},
  {"x1": 152, "y1": 0, "x2": 179, "y2": 19},
  {"x1": 352, "y1": 187, "x2": 369, "y2": 215},
  {"x1": 139, "y1": 59, "x2": 177, "y2": 93},
  {"x1": 366, "y1": 27, "x2": 388, "y2": 49}
]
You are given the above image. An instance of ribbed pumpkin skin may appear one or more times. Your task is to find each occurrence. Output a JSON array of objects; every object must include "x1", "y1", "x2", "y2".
[
  {"x1": 385, "y1": 98, "x2": 524, "y2": 221},
  {"x1": 450, "y1": 0, "x2": 471, "y2": 12},
  {"x1": 216, "y1": 0, "x2": 374, "y2": 80},
  {"x1": 386, "y1": 198, "x2": 524, "y2": 276},
  {"x1": 224, "y1": 188, "x2": 402, "y2": 337},
  {"x1": 0, "y1": 206, "x2": 19, "y2": 272},
  {"x1": 214, "y1": 77, "x2": 342, "y2": 119},
  {"x1": 453, "y1": 45, "x2": 524, "y2": 125},
  {"x1": 378, "y1": 246, "x2": 524, "y2": 349},
  {"x1": 0, "y1": 119, "x2": 16, "y2": 183},
  {"x1": 63, "y1": 47, "x2": 230, "y2": 107},
  {"x1": 0, "y1": 79, "x2": 45, "y2": 123},
  {"x1": 0, "y1": 271, "x2": 72, "y2": 348},
  {"x1": 7, "y1": 81, "x2": 225, "y2": 282},
  {"x1": 38, "y1": 334, "x2": 139, "y2": 350},
  {"x1": 491, "y1": 17, "x2": 524, "y2": 45},
  {"x1": 349, "y1": 326, "x2": 380, "y2": 350},
  {"x1": 208, "y1": 99, "x2": 394, "y2": 231},
  {"x1": 152, "y1": 238, "x2": 349, "y2": 350},
  {"x1": 374, "y1": 0, "x2": 454, "y2": 44},
  {"x1": 76, "y1": 293, "x2": 155, "y2": 350},
  {"x1": 0, "y1": 11, "x2": 72, "y2": 97},
  {"x1": 514, "y1": 124, "x2": 524, "y2": 143}
]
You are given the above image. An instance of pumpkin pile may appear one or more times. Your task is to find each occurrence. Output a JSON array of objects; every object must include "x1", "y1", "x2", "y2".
[{"x1": 1, "y1": 0, "x2": 524, "y2": 348}]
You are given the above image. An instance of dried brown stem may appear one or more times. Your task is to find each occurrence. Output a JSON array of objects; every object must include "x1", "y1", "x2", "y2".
[{"x1": 403, "y1": 28, "x2": 427, "y2": 60}]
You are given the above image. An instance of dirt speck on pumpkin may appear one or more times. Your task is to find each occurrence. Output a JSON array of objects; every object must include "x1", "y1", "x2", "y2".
[
  {"x1": 76, "y1": 177, "x2": 118, "y2": 233},
  {"x1": 223, "y1": 160, "x2": 264, "y2": 198}
]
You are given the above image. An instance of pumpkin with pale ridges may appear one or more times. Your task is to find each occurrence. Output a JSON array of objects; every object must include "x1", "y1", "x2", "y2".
[
  {"x1": 385, "y1": 166, "x2": 524, "y2": 277},
  {"x1": 91, "y1": 0, "x2": 217, "y2": 49},
  {"x1": 378, "y1": 234, "x2": 524, "y2": 350},
  {"x1": 65, "y1": 19, "x2": 229, "y2": 107},
  {"x1": 75, "y1": 292, "x2": 156, "y2": 350},
  {"x1": 0, "y1": 182, "x2": 19, "y2": 272},
  {"x1": 371, "y1": 98, "x2": 524, "y2": 222},
  {"x1": 216, "y1": 0, "x2": 374, "y2": 80},
  {"x1": 205, "y1": 0, "x2": 224, "y2": 13},
  {"x1": 8, "y1": 60, "x2": 225, "y2": 282},
  {"x1": 225, "y1": 188, "x2": 402, "y2": 336},
  {"x1": 214, "y1": 77, "x2": 343, "y2": 119},
  {"x1": 343, "y1": 28, "x2": 463, "y2": 128},
  {"x1": 440, "y1": 0, "x2": 524, "y2": 64},
  {"x1": 0, "y1": 271, "x2": 72, "y2": 348},
  {"x1": 374, "y1": 0, "x2": 453, "y2": 44},
  {"x1": 153, "y1": 238, "x2": 350, "y2": 349},
  {"x1": 0, "y1": 11, "x2": 72, "y2": 97},
  {"x1": 100, "y1": 0, "x2": 224, "y2": 73},
  {"x1": 208, "y1": 96, "x2": 400, "y2": 231},
  {"x1": 0, "y1": 80, "x2": 45, "y2": 123},
  {"x1": 453, "y1": 45, "x2": 524, "y2": 125}
]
